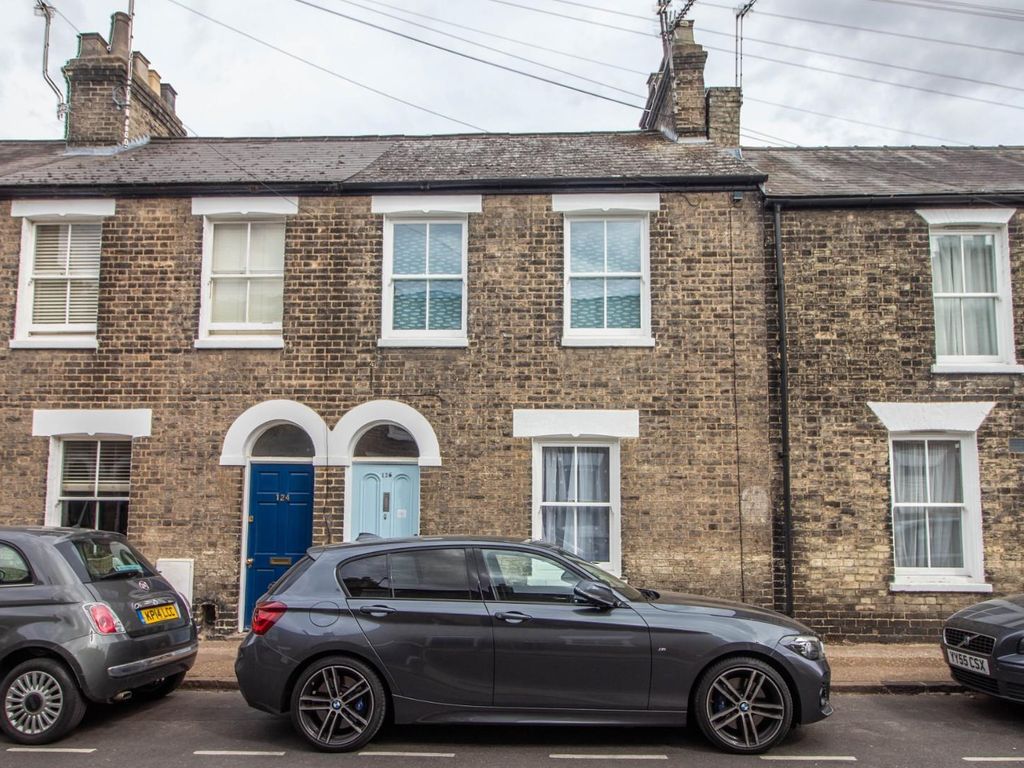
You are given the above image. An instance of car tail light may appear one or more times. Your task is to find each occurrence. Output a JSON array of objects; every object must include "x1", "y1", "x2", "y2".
[
  {"x1": 83, "y1": 602, "x2": 125, "y2": 634},
  {"x1": 251, "y1": 601, "x2": 287, "y2": 635}
]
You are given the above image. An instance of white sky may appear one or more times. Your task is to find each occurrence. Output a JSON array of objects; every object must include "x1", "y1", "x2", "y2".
[{"x1": 0, "y1": 0, "x2": 1021, "y2": 147}]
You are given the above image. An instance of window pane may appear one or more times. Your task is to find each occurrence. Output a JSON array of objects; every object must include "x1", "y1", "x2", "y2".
[
  {"x1": 577, "y1": 448, "x2": 609, "y2": 503},
  {"x1": 249, "y1": 223, "x2": 285, "y2": 273},
  {"x1": 62, "y1": 500, "x2": 96, "y2": 529},
  {"x1": 96, "y1": 441, "x2": 131, "y2": 495},
  {"x1": 542, "y1": 506, "x2": 574, "y2": 550},
  {"x1": 354, "y1": 425, "x2": 420, "y2": 458},
  {"x1": 927, "y1": 441, "x2": 962, "y2": 504},
  {"x1": 249, "y1": 278, "x2": 283, "y2": 323},
  {"x1": 963, "y1": 235, "x2": 996, "y2": 293},
  {"x1": 393, "y1": 280, "x2": 427, "y2": 330},
  {"x1": 542, "y1": 447, "x2": 574, "y2": 502},
  {"x1": 570, "y1": 278, "x2": 604, "y2": 328},
  {"x1": 482, "y1": 549, "x2": 579, "y2": 603},
  {"x1": 428, "y1": 280, "x2": 462, "y2": 330},
  {"x1": 934, "y1": 298, "x2": 964, "y2": 356},
  {"x1": 578, "y1": 506, "x2": 610, "y2": 563},
  {"x1": 67, "y1": 224, "x2": 102, "y2": 275},
  {"x1": 606, "y1": 278, "x2": 641, "y2": 329},
  {"x1": 929, "y1": 508, "x2": 964, "y2": 568},
  {"x1": 339, "y1": 555, "x2": 390, "y2": 598},
  {"x1": 31, "y1": 280, "x2": 69, "y2": 325},
  {"x1": 892, "y1": 441, "x2": 927, "y2": 504},
  {"x1": 428, "y1": 223, "x2": 462, "y2": 275},
  {"x1": 893, "y1": 507, "x2": 928, "y2": 567},
  {"x1": 390, "y1": 549, "x2": 471, "y2": 600},
  {"x1": 393, "y1": 223, "x2": 427, "y2": 275},
  {"x1": 34, "y1": 224, "x2": 69, "y2": 275},
  {"x1": 570, "y1": 221, "x2": 604, "y2": 273},
  {"x1": 95, "y1": 500, "x2": 129, "y2": 536},
  {"x1": 211, "y1": 278, "x2": 247, "y2": 323},
  {"x1": 963, "y1": 298, "x2": 998, "y2": 356},
  {"x1": 0, "y1": 545, "x2": 30, "y2": 585},
  {"x1": 252, "y1": 424, "x2": 315, "y2": 458},
  {"x1": 62, "y1": 442, "x2": 98, "y2": 494},
  {"x1": 212, "y1": 223, "x2": 247, "y2": 273},
  {"x1": 606, "y1": 220, "x2": 642, "y2": 272},
  {"x1": 932, "y1": 236, "x2": 963, "y2": 293},
  {"x1": 67, "y1": 279, "x2": 99, "y2": 324}
]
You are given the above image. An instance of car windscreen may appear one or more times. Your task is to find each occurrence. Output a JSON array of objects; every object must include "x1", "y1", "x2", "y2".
[
  {"x1": 67, "y1": 537, "x2": 155, "y2": 581},
  {"x1": 564, "y1": 554, "x2": 645, "y2": 602}
]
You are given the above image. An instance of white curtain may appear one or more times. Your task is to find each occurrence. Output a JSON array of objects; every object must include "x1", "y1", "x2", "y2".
[
  {"x1": 893, "y1": 440, "x2": 964, "y2": 568},
  {"x1": 542, "y1": 447, "x2": 610, "y2": 561}
]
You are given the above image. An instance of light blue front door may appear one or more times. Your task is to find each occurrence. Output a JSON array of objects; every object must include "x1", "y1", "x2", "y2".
[{"x1": 352, "y1": 464, "x2": 420, "y2": 539}]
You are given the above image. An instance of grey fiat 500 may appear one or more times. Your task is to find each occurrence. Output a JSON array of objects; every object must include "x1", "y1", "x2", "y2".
[
  {"x1": 235, "y1": 537, "x2": 832, "y2": 754},
  {"x1": 943, "y1": 595, "x2": 1024, "y2": 701},
  {"x1": 0, "y1": 527, "x2": 198, "y2": 744}
]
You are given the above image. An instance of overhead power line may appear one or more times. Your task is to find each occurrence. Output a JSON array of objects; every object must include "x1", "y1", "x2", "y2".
[
  {"x1": 290, "y1": 0, "x2": 645, "y2": 109},
  {"x1": 479, "y1": 0, "x2": 657, "y2": 37},
  {"x1": 700, "y1": 1, "x2": 1024, "y2": 58},
  {"x1": 746, "y1": 97, "x2": 969, "y2": 145},
  {"x1": 863, "y1": 0, "x2": 1024, "y2": 21},
  {"x1": 361, "y1": 0, "x2": 648, "y2": 75},
  {"x1": 161, "y1": 0, "x2": 489, "y2": 131},
  {"x1": 543, "y1": 0, "x2": 652, "y2": 22},
  {"x1": 329, "y1": 0, "x2": 643, "y2": 99}
]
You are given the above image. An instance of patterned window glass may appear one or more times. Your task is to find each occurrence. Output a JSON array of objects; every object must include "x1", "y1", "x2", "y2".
[
  {"x1": 568, "y1": 219, "x2": 643, "y2": 330},
  {"x1": 391, "y1": 222, "x2": 464, "y2": 332}
]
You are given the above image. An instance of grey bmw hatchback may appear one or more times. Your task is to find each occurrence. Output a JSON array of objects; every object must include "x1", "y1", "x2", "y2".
[
  {"x1": 236, "y1": 537, "x2": 831, "y2": 754},
  {"x1": 0, "y1": 527, "x2": 197, "y2": 744}
]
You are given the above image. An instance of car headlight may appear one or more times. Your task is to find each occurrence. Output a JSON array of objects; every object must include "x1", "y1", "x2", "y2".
[{"x1": 784, "y1": 634, "x2": 826, "y2": 661}]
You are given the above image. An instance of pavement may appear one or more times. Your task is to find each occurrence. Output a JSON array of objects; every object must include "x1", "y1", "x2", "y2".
[{"x1": 185, "y1": 638, "x2": 960, "y2": 694}]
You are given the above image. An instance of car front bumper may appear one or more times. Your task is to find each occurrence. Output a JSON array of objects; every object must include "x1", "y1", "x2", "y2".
[{"x1": 942, "y1": 643, "x2": 1024, "y2": 701}]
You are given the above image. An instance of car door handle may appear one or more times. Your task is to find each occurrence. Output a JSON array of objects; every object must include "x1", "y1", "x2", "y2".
[
  {"x1": 358, "y1": 605, "x2": 397, "y2": 617},
  {"x1": 494, "y1": 611, "x2": 532, "y2": 624}
]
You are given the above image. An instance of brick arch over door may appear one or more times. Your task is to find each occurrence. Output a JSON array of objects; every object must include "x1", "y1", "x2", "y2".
[
  {"x1": 330, "y1": 400, "x2": 441, "y2": 467},
  {"x1": 219, "y1": 399, "x2": 330, "y2": 466}
]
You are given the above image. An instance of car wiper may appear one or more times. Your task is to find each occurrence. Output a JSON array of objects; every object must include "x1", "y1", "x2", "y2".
[{"x1": 96, "y1": 568, "x2": 143, "y2": 580}]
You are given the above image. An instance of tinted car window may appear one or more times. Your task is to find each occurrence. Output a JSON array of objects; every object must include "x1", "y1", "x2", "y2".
[
  {"x1": 340, "y1": 554, "x2": 390, "y2": 598},
  {"x1": 68, "y1": 538, "x2": 154, "y2": 581},
  {"x1": 391, "y1": 548, "x2": 472, "y2": 600},
  {"x1": 0, "y1": 544, "x2": 31, "y2": 585},
  {"x1": 482, "y1": 549, "x2": 580, "y2": 603}
]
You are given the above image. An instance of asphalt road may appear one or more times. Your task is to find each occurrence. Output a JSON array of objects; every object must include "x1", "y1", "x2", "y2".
[{"x1": 2, "y1": 691, "x2": 1022, "y2": 768}]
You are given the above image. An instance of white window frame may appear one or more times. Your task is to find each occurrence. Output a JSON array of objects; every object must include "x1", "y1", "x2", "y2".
[
  {"x1": 52, "y1": 438, "x2": 132, "y2": 533},
  {"x1": 561, "y1": 213, "x2": 654, "y2": 348},
  {"x1": 379, "y1": 215, "x2": 469, "y2": 347},
  {"x1": 10, "y1": 200, "x2": 115, "y2": 350},
  {"x1": 530, "y1": 440, "x2": 622, "y2": 576},
  {"x1": 918, "y1": 208, "x2": 1021, "y2": 374},
  {"x1": 870, "y1": 401, "x2": 994, "y2": 593}
]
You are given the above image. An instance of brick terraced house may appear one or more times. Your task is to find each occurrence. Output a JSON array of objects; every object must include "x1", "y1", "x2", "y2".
[{"x1": 0, "y1": 13, "x2": 1021, "y2": 639}]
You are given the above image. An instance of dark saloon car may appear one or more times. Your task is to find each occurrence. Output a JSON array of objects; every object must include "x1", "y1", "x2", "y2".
[
  {"x1": 0, "y1": 527, "x2": 198, "y2": 744},
  {"x1": 943, "y1": 595, "x2": 1024, "y2": 701},
  {"x1": 235, "y1": 537, "x2": 832, "y2": 754}
]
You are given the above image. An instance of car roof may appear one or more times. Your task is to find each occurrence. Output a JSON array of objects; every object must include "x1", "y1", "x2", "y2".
[
  {"x1": 0, "y1": 526, "x2": 125, "y2": 544},
  {"x1": 308, "y1": 536, "x2": 568, "y2": 560}
]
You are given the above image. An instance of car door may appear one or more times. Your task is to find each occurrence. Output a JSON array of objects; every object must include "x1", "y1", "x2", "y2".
[
  {"x1": 479, "y1": 547, "x2": 651, "y2": 710},
  {"x1": 342, "y1": 547, "x2": 493, "y2": 706}
]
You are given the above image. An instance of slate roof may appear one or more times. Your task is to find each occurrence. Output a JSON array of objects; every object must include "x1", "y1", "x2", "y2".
[
  {"x1": 0, "y1": 132, "x2": 762, "y2": 194},
  {"x1": 744, "y1": 146, "x2": 1024, "y2": 200}
]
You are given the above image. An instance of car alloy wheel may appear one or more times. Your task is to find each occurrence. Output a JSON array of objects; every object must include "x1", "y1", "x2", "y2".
[
  {"x1": 0, "y1": 659, "x2": 86, "y2": 745},
  {"x1": 290, "y1": 657, "x2": 385, "y2": 752},
  {"x1": 695, "y1": 656, "x2": 793, "y2": 754}
]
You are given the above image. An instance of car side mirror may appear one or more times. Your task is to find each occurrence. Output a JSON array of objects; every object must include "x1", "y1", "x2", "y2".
[{"x1": 573, "y1": 579, "x2": 622, "y2": 609}]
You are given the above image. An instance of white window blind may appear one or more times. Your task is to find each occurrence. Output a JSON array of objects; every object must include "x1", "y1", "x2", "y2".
[
  {"x1": 59, "y1": 440, "x2": 131, "y2": 534},
  {"x1": 30, "y1": 223, "x2": 101, "y2": 327}
]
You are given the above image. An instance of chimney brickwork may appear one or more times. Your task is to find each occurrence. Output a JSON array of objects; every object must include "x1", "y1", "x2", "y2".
[
  {"x1": 641, "y1": 20, "x2": 742, "y2": 148},
  {"x1": 62, "y1": 12, "x2": 185, "y2": 147}
]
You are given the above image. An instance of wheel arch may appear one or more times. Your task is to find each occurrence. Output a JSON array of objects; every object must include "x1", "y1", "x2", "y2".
[
  {"x1": 279, "y1": 648, "x2": 394, "y2": 717},
  {"x1": 687, "y1": 649, "x2": 802, "y2": 725},
  {"x1": 0, "y1": 643, "x2": 88, "y2": 698}
]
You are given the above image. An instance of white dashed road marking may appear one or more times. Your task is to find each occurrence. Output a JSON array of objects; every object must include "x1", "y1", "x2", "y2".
[
  {"x1": 759, "y1": 757, "x2": 858, "y2": 762},
  {"x1": 6, "y1": 748, "x2": 98, "y2": 754},
  {"x1": 359, "y1": 752, "x2": 456, "y2": 758},
  {"x1": 193, "y1": 750, "x2": 286, "y2": 756},
  {"x1": 963, "y1": 760, "x2": 1024, "y2": 763},
  {"x1": 549, "y1": 755, "x2": 669, "y2": 760}
]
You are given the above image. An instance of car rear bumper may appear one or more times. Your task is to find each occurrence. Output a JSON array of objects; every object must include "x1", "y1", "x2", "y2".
[{"x1": 235, "y1": 634, "x2": 295, "y2": 715}]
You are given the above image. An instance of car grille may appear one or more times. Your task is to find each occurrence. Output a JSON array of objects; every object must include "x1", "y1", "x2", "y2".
[
  {"x1": 951, "y1": 668, "x2": 1000, "y2": 695},
  {"x1": 1003, "y1": 682, "x2": 1024, "y2": 702},
  {"x1": 944, "y1": 627, "x2": 996, "y2": 656}
]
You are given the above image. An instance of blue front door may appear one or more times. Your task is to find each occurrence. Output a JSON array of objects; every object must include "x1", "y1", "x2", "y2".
[
  {"x1": 245, "y1": 463, "x2": 314, "y2": 626},
  {"x1": 352, "y1": 464, "x2": 420, "y2": 539}
]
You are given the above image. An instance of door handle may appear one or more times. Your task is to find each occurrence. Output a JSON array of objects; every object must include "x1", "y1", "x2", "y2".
[
  {"x1": 494, "y1": 611, "x2": 532, "y2": 624},
  {"x1": 358, "y1": 605, "x2": 397, "y2": 617}
]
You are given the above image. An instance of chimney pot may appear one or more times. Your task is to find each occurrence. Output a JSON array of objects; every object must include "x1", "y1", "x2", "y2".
[
  {"x1": 147, "y1": 68, "x2": 161, "y2": 94},
  {"x1": 160, "y1": 83, "x2": 178, "y2": 113},
  {"x1": 77, "y1": 32, "x2": 108, "y2": 58},
  {"x1": 132, "y1": 51, "x2": 150, "y2": 84},
  {"x1": 675, "y1": 19, "x2": 696, "y2": 45},
  {"x1": 109, "y1": 12, "x2": 131, "y2": 59}
]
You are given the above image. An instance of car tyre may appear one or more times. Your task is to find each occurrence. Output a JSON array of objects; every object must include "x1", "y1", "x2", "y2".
[
  {"x1": 0, "y1": 658, "x2": 87, "y2": 745},
  {"x1": 289, "y1": 656, "x2": 385, "y2": 752},
  {"x1": 693, "y1": 656, "x2": 793, "y2": 755},
  {"x1": 130, "y1": 671, "x2": 187, "y2": 702}
]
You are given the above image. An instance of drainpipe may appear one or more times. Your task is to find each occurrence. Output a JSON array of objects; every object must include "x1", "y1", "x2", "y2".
[{"x1": 774, "y1": 203, "x2": 795, "y2": 617}]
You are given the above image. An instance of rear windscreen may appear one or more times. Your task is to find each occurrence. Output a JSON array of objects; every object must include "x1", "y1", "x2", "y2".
[{"x1": 68, "y1": 538, "x2": 154, "y2": 582}]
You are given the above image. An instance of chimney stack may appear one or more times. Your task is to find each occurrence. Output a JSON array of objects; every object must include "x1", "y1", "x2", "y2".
[
  {"x1": 62, "y1": 12, "x2": 185, "y2": 147},
  {"x1": 641, "y1": 20, "x2": 742, "y2": 147}
]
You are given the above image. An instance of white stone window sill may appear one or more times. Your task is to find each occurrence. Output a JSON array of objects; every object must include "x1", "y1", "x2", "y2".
[
  {"x1": 562, "y1": 336, "x2": 656, "y2": 348},
  {"x1": 194, "y1": 337, "x2": 284, "y2": 349},
  {"x1": 890, "y1": 580, "x2": 993, "y2": 593},
  {"x1": 377, "y1": 337, "x2": 468, "y2": 348},
  {"x1": 932, "y1": 363, "x2": 1024, "y2": 375},
  {"x1": 9, "y1": 337, "x2": 98, "y2": 350}
]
